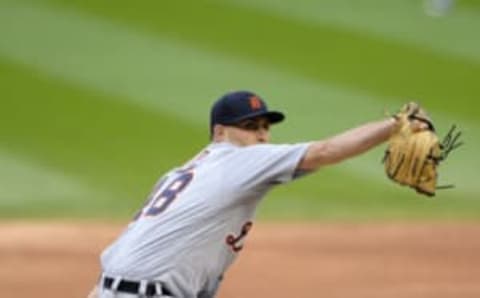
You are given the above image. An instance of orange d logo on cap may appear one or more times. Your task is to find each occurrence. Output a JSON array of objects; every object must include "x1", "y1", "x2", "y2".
[{"x1": 249, "y1": 96, "x2": 262, "y2": 110}]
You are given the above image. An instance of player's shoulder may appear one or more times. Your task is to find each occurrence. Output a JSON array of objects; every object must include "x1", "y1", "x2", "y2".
[
  {"x1": 208, "y1": 142, "x2": 283, "y2": 152},
  {"x1": 209, "y1": 142, "x2": 309, "y2": 157}
]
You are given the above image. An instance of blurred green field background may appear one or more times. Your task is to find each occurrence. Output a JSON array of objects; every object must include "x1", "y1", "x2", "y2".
[{"x1": 1, "y1": 0, "x2": 479, "y2": 220}]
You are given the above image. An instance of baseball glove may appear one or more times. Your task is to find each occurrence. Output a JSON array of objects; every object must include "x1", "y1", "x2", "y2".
[{"x1": 382, "y1": 102, "x2": 463, "y2": 196}]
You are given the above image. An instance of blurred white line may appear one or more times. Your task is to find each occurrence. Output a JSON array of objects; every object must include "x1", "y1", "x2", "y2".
[{"x1": 0, "y1": 149, "x2": 105, "y2": 204}]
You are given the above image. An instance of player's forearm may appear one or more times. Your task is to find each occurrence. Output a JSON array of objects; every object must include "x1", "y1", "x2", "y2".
[{"x1": 299, "y1": 118, "x2": 396, "y2": 171}]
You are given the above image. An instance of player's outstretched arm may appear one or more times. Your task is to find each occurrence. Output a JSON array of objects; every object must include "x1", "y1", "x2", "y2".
[{"x1": 298, "y1": 118, "x2": 397, "y2": 171}]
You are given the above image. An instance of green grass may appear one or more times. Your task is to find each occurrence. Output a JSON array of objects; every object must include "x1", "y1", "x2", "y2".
[
  {"x1": 463, "y1": 0, "x2": 480, "y2": 10},
  {"x1": 0, "y1": 0, "x2": 479, "y2": 220},
  {"x1": 259, "y1": 168, "x2": 480, "y2": 221},
  {"x1": 0, "y1": 59, "x2": 205, "y2": 217},
  {"x1": 43, "y1": 0, "x2": 480, "y2": 121}
]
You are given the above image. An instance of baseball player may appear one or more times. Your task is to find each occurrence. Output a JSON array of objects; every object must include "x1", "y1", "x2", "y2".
[{"x1": 89, "y1": 90, "x2": 400, "y2": 298}]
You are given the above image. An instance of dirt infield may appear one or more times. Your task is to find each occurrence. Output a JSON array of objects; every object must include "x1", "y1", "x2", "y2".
[{"x1": 1, "y1": 222, "x2": 479, "y2": 298}]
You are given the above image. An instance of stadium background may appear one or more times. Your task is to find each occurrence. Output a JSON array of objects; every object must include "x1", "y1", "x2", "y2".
[{"x1": 0, "y1": 0, "x2": 479, "y2": 297}]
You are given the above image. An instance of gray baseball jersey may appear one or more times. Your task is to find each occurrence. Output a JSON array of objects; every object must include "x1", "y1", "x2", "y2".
[{"x1": 100, "y1": 141, "x2": 310, "y2": 297}]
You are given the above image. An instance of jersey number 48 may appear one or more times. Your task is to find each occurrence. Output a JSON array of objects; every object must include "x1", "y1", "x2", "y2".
[{"x1": 134, "y1": 169, "x2": 194, "y2": 219}]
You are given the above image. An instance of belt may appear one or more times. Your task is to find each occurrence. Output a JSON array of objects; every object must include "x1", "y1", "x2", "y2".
[{"x1": 102, "y1": 276, "x2": 173, "y2": 296}]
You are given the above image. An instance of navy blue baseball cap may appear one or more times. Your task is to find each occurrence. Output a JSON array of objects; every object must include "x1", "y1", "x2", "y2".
[{"x1": 210, "y1": 91, "x2": 285, "y2": 134}]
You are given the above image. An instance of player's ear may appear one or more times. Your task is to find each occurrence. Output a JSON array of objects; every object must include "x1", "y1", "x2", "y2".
[{"x1": 212, "y1": 124, "x2": 226, "y2": 141}]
